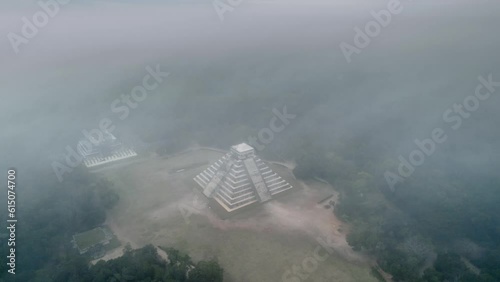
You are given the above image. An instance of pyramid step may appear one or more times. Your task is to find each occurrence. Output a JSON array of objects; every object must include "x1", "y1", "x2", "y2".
[
  {"x1": 219, "y1": 184, "x2": 254, "y2": 197},
  {"x1": 267, "y1": 180, "x2": 286, "y2": 188},
  {"x1": 215, "y1": 193, "x2": 257, "y2": 207},
  {"x1": 217, "y1": 189, "x2": 256, "y2": 202},
  {"x1": 269, "y1": 182, "x2": 291, "y2": 191},
  {"x1": 223, "y1": 180, "x2": 252, "y2": 190},
  {"x1": 225, "y1": 177, "x2": 248, "y2": 185},
  {"x1": 270, "y1": 185, "x2": 293, "y2": 195},
  {"x1": 194, "y1": 177, "x2": 207, "y2": 188},
  {"x1": 264, "y1": 173, "x2": 278, "y2": 180},
  {"x1": 265, "y1": 177, "x2": 283, "y2": 185}
]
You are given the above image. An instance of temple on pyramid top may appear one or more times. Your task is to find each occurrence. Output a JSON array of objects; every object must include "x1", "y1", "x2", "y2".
[
  {"x1": 194, "y1": 143, "x2": 294, "y2": 213},
  {"x1": 231, "y1": 143, "x2": 255, "y2": 158}
]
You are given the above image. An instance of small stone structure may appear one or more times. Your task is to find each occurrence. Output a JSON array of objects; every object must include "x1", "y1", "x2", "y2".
[
  {"x1": 77, "y1": 130, "x2": 137, "y2": 168},
  {"x1": 72, "y1": 226, "x2": 115, "y2": 259}
]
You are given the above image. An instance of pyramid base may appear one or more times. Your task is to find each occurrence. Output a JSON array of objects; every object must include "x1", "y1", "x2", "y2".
[
  {"x1": 206, "y1": 186, "x2": 296, "y2": 219},
  {"x1": 207, "y1": 198, "x2": 260, "y2": 219}
]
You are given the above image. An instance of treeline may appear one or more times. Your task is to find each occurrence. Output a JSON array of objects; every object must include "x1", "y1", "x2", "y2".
[{"x1": 79, "y1": 245, "x2": 223, "y2": 282}]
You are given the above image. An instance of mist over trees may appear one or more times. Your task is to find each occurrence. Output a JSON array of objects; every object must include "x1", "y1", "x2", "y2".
[{"x1": 1, "y1": 0, "x2": 499, "y2": 281}]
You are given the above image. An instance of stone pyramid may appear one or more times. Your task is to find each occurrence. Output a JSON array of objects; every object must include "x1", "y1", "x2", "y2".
[{"x1": 194, "y1": 143, "x2": 293, "y2": 212}]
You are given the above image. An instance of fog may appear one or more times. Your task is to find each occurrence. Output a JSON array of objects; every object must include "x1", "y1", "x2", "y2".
[
  {"x1": 2, "y1": 0, "x2": 499, "y2": 176},
  {"x1": 1, "y1": 0, "x2": 499, "y2": 280}
]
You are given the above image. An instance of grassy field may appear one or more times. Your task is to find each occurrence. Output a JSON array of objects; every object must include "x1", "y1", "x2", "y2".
[
  {"x1": 74, "y1": 228, "x2": 108, "y2": 251},
  {"x1": 100, "y1": 149, "x2": 378, "y2": 282}
]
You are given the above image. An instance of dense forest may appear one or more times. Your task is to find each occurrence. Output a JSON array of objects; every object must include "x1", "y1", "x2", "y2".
[
  {"x1": 0, "y1": 168, "x2": 223, "y2": 282},
  {"x1": 294, "y1": 139, "x2": 500, "y2": 282}
]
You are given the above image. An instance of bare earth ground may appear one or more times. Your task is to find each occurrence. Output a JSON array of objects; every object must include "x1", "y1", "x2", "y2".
[{"x1": 96, "y1": 149, "x2": 379, "y2": 282}]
